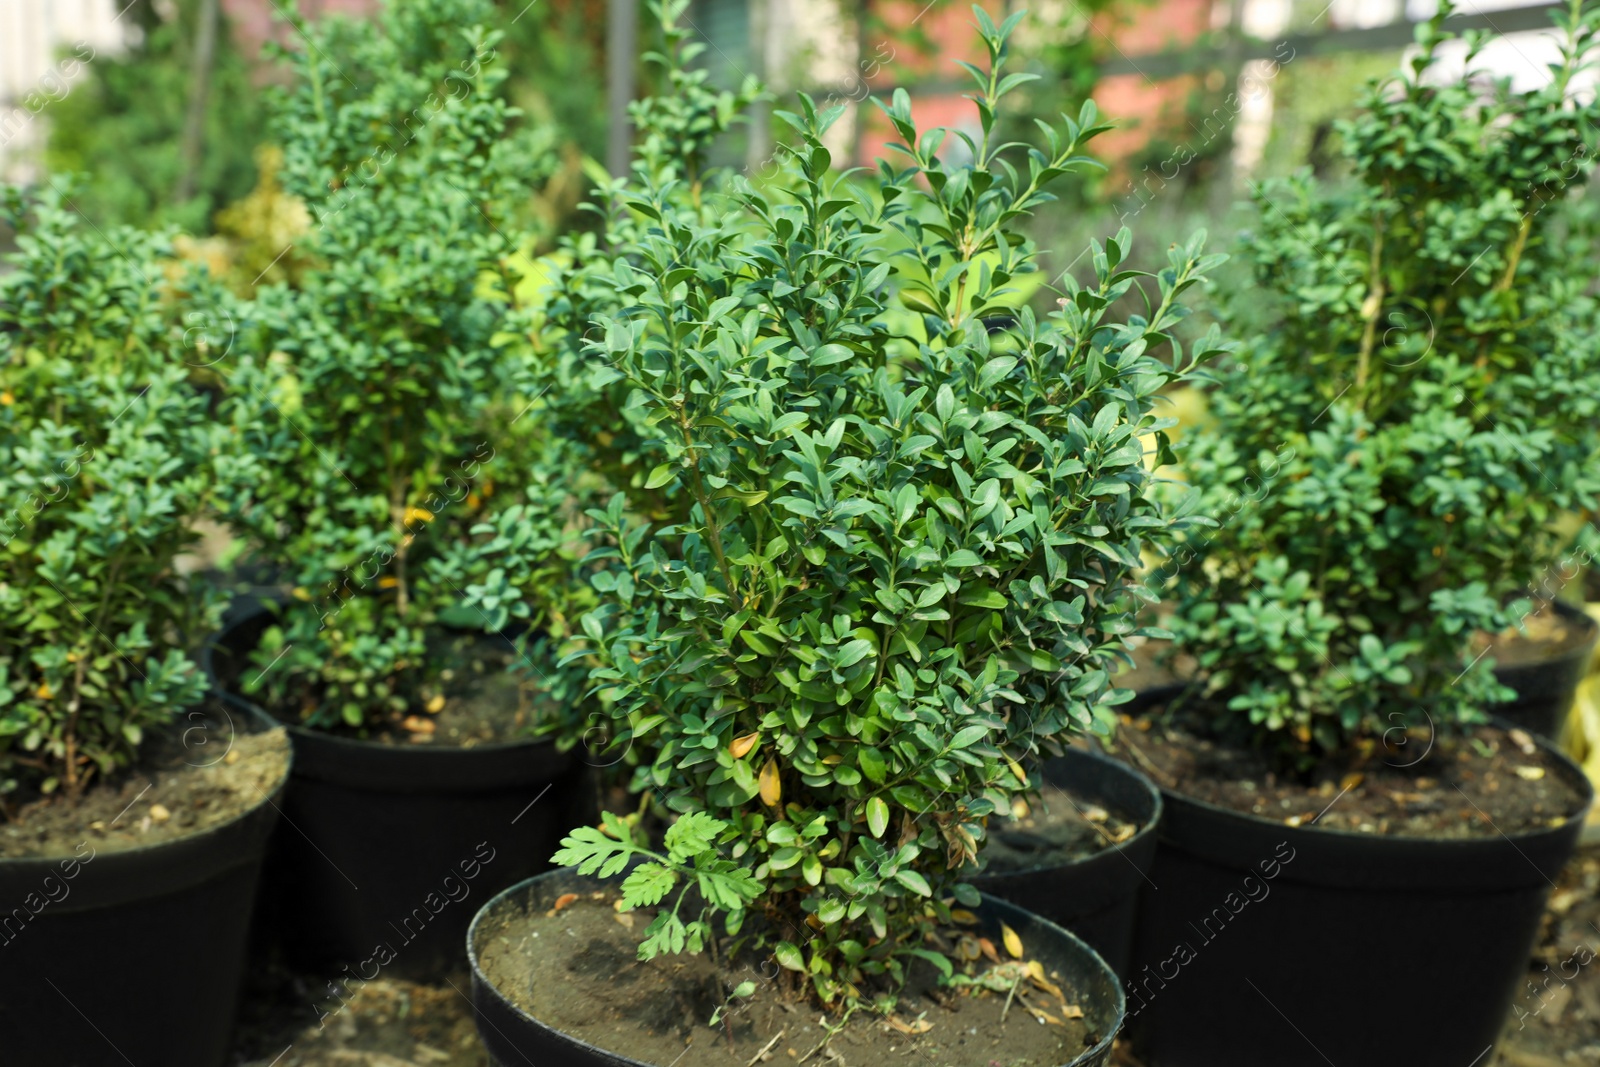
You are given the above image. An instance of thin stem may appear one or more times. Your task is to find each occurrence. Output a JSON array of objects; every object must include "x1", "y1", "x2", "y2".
[
  {"x1": 1354, "y1": 211, "x2": 1387, "y2": 409},
  {"x1": 678, "y1": 413, "x2": 738, "y2": 604},
  {"x1": 1474, "y1": 215, "x2": 1532, "y2": 369}
]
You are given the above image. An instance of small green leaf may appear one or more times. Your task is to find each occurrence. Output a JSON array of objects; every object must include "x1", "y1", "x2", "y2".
[
  {"x1": 774, "y1": 941, "x2": 806, "y2": 972},
  {"x1": 949, "y1": 724, "x2": 988, "y2": 749},
  {"x1": 859, "y1": 746, "x2": 887, "y2": 783},
  {"x1": 865, "y1": 797, "x2": 889, "y2": 837},
  {"x1": 894, "y1": 870, "x2": 932, "y2": 896},
  {"x1": 644, "y1": 463, "x2": 676, "y2": 490}
]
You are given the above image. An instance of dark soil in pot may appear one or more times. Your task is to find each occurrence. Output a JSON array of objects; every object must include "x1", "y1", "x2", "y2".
[
  {"x1": 1123, "y1": 716, "x2": 1582, "y2": 836},
  {"x1": 0, "y1": 697, "x2": 289, "y2": 1067},
  {"x1": 981, "y1": 775, "x2": 1141, "y2": 868},
  {"x1": 468, "y1": 870, "x2": 1124, "y2": 1067},
  {"x1": 1480, "y1": 598, "x2": 1599, "y2": 740},
  {"x1": 265, "y1": 625, "x2": 558, "y2": 745},
  {"x1": 971, "y1": 748, "x2": 1161, "y2": 978},
  {"x1": 206, "y1": 605, "x2": 591, "y2": 981},
  {"x1": 1113, "y1": 705, "x2": 1592, "y2": 1067}
]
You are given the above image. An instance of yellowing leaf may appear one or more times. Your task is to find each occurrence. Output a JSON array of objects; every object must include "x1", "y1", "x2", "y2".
[
  {"x1": 404, "y1": 506, "x2": 435, "y2": 525},
  {"x1": 759, "y1": 757, "x2": 782, "y2": 806},
  {"x1": 1001, "y1": 922, "x2": 1023, "y2": 959},
  {"x1": 0, "y1": 391, "x2": 13, "y2": 406},
  {"x1": 1006, "y1": 757, "x2": 1027, "y2": 785},
  {"x1": 729, "y1": 732, "x2": 759, "y2": 759},
  {"x1": 886, "y1": 1016, "x2": 933, "y2": 1035},
  {"x1": 425, "y1": 694, "x2": 446, "y2": 714},
  {"x1": 34, "y1": 683, "x2": 52, "y2": 700},
  {"x1": 1026, "y1": 960, "x2": 1065, "y2": 999}
]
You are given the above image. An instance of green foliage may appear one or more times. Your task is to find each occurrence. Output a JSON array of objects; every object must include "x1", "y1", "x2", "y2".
[
  {"x1": 495, "y1": 1, "x2": 609, "y2": 163},
  {"x1": 0, "y1": 184, "x2": 241, "y2": 800},
  {"x1": 554, "y1": 810, "x2": 764, "y2": 958},
  {"x1": 1168, "y1": 0, "x2": 1600, "y2": 760},
  {"x1": 539, "y1": 4, "x2": 1229, "y2": 1009},
  {"x1": 219, "y1": 0, "x2": 584, "y2": 734},
  {"x1": 626, "y1": 1, "x2": 764, "y2": 188},
  {"x1": 44, "y1": 0, "x2": 264, "y2": 232}
]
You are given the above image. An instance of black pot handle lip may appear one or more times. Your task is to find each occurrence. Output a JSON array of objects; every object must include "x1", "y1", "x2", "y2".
[{"x1": 467, "y1": 870, "x2": 1126, "y2": 1067}]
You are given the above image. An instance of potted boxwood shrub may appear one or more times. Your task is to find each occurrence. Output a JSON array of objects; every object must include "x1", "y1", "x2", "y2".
[
  {"x1": 466, "y1": 8, "x2": 1231, "y2": 1065},
  {"x1": 1127, "y1": 5, "x2": 1600, "y2": 1064},
  {"x1": 487, "y1": 3, "x2": 1168, "y2": 980},
  {"x1": 205, "y1": 0, "x2": 590, "y2": 978},
  {"x1": 0, "y1": 184, "x2": 290, "y2": 1066}
]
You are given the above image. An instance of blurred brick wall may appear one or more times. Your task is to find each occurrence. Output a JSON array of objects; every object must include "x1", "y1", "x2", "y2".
[
  {"x1": 1093, "y1": 0, "x2": 1213, "y2": 163},
  {"x1": 854, "y1": 0, "x2": 1213, "y2": 169},
  {"x1": 222, "y1": 0, "x2": 381, "y2": 62}
]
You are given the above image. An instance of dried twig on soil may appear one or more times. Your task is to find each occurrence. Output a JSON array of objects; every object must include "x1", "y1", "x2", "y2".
[
  {"x1": 797, "y1": 1035, "x2": 831, "y2": 1064},
  {"x1": 1000, "y1": 974, "x2": 1023, "y2": 1024},
  {"x1": 745, "y1": 1028, "x2": 785, "y2": 1067}
]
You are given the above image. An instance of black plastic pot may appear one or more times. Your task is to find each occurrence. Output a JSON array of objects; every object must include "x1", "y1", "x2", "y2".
[
  {"x1": 1124, "y1": 716, "x2": 1593, "y2": 1067},
  {"x1": 205, "y1": 606, "x2": 588, "y2": 979},
  {"x1": 1492, "y1": 599, "x2": 1598, "y2": 739},
  {"x1": 971, "y1": 746, "x2": 1161, "y2": 978},
  {"x1": 0, "y1": 699, "x2": 287, "y2": 1067},
  {"x1": 467, "y1": 869, "x2": 1125, "y2": 1067}
]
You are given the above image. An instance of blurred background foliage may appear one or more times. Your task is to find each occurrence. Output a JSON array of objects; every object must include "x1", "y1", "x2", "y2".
[
  {"x1": 43, "y1": 0, "x2": 264, "y2": 233},
  {"x1": 35, "y1": 0, "x2": 608, "y2": 275}
]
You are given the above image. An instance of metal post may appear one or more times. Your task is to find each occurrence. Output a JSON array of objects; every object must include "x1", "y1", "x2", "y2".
[
  {"x1": 745, "y1": 0, "x2": 770, "y2": 174},
  {"x1": 606, "y1": 0, "x2": 638, "y2": 177},
  {"x1": 175, "y1": 0, "x2": 220, "y2": 204}
]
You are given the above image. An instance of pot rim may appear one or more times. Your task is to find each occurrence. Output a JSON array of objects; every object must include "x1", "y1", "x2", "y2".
[
  {"x1": 1490, "y1": 596, "x2": 1599, "y2": 669},
  {"x1": 1132, "y1": 684, "x2": 1594, "y2": 846},
  {"x1": 467, "y1": 869, "x2": 1125, "y2": 1067},
  {"x1": 974, "y1": 744, "x2": 1163, "y2": 880}
]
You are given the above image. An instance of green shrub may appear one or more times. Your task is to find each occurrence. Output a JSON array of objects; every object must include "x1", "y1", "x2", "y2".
[
  {"x1": 1166, "y1": 0, "x2": 1600, "y2": 761},
  {"x1": 0, "y1": 184, "x2": 240, "y2": 802},
  {"x1": 220, "y1": 0, "x2": 584, "y2": 735},
  {"x1": 550, "y1": 4, "x2": 1230, "y2": 1010}
]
